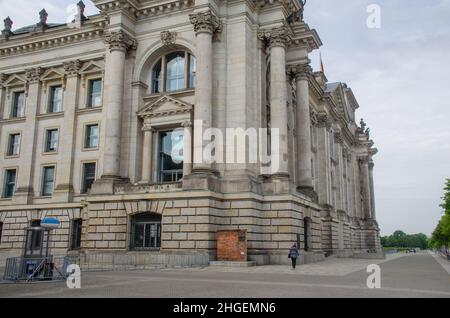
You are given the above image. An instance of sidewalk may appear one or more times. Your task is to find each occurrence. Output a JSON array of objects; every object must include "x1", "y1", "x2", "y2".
[{"x1": 174, "y1": 252, "x2": 409, "y2": 277}]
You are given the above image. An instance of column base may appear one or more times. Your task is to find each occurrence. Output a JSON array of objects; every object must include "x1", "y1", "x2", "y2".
[
  {"x1": 262, "y1": 173, "x2": 290, "y2": 194},
  {"x1": 297, "y1": 185, "x2": 318, "y2": 203},
  {"x1": 13, "y1": 187, "x2": 34, "y2": 205},
  {"x1": 90, "y1": 176, "x2": 128, "y2": 195},
  {"x1": 183, "y1": 169, "x2": 220, "y2": 191}
]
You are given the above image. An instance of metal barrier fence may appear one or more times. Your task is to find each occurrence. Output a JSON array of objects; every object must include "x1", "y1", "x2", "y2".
[{"x1": 3, "y1": 256, "x2": 69, "y2": 282}]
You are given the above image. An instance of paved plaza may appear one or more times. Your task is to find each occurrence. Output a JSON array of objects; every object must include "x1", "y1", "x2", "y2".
[{"x1": 0, "y1": 251, "x2": 449, "y2": 298}]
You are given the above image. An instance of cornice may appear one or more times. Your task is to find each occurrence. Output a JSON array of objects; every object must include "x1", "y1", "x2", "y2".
[
  {"x1": 0, "y1": 19, "x2": 106, "y2": 58},
  {"x1": 94, "y1": 0, "x2": 195, "y2": 20}
]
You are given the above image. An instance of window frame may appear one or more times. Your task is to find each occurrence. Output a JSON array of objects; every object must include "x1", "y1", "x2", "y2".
[
  {"x1": 130, "y1": 213, "x2": 162, "y2": 251},
  {"x1": 11, "y1": 90, "x2": 25, "y2": 119},
  {"x1": 44, "y1": 128, "x2": 60, "y2": 154},
  {"x1": 83, "y1": 123, "x2": 100, "y2": 150},
  {"x1": 48, "y1": 85, "x2": 64, "y2": 113},
  {"x1": 150, "y1": 50, "x2": 196, "y2": 95},
  {"x1": 40, "y1": 165, "x2": 56, "y2": 197},
  {"x1": 6, "y1": 133, "x2": 21, "y2": 158},
  {"x1": 2, "y1": 168, "x2": 17, "y2": 199},
  {"x1": 81, "y1": 161, "x2": 97, "y2": 194},
  {"x1": 87, "y1": 78, "x2": 103, "y2": 108},
  {"x1": 157, "y1": 129, "x2": 184, "y2": 183}
]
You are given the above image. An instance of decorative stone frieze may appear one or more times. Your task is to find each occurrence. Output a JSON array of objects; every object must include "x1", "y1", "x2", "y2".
[
  {"x1": 189, "y1": 10, "x2": 222, "y2": 35},
  {"x1": 104, "y1": 30, "x2": 137, "y2": 52}
]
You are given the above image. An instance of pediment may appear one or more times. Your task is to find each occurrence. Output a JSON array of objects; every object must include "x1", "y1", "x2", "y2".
[
  {"x1": 3, "y1": 74, "x2": 26, "y2": 87},
  {"x1": 137, "y1": 95, "x2": 193, "y2": 118},
  {"x1": 40, "y1": 68, "x2": 65, "y2": 81},
  {"x1": 79, "y1": 61, "x2": 103, "y2": 74}
]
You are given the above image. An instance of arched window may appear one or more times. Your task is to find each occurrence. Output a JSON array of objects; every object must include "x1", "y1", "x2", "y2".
[
  {"x1": 130, "y1": 213, "x2": 162, "y2": 250},
  {"x1": 151, "y1": 51, "x2": 196, "y2": 94}
]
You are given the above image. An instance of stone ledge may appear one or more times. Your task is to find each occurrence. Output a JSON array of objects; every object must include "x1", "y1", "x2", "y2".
[{"x1": 210, "y1": 261, "x2": 257, "y2": 267}]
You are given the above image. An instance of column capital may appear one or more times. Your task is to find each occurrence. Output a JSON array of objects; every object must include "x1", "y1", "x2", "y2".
[
  {"x1": 257, "y1": 26, "x2": 292, "y2": 49},
  {"x1": 63, "y1": 59, "x2": 82, "y2": 77},
  {"x1": 358, "y1": 156, "x2": 370, "y2": 164},
  {"x1": 104, "y1": 30, "x2": 137, "y2": 53},
  {"x1": 288, "y1": 63, "x2": 312, "y2": 81},
  {"x1": 142, "y1": 123, "x2": 155, "y2": 132},
  {"x1": 25, "y1": 67, "x2": 44, "y2": 84},
  {"x1": 189, "y1": 10, "x2": 222, "y2": 35}
]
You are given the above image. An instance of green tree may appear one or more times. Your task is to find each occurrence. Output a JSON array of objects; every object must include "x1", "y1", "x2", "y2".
[{"x1": 430, "y1": 179, "x2": 450, "y2": 253}]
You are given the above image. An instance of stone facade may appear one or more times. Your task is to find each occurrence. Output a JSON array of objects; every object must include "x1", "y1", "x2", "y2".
[{"x1": 0, "y1": 0, "x2": 381, "y2": 267}]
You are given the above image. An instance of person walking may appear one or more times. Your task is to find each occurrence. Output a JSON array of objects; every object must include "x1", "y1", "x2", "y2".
[{"x1": 288, "y1": 244, "x2": 300, "y2": 269}]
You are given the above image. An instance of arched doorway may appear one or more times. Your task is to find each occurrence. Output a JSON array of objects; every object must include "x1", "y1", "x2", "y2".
[{"x1": 130, "y1": 213, "x2": 162, "y2": 250}]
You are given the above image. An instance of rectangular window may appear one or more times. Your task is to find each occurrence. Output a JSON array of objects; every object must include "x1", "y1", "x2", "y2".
[
  {"x1": 3, "y1": 169, "x2": 16, "y2": 198},
  {"x1": 7, "y1": 133, "x2": 21, "y2": 156},
  {"x1": 70, "y1": 219, "x2": 82, "y2": 249},
  {"x1": 0, "y1": 222, "x2": 3, "y2": 244},
  {"x1": 85, "y1": 124, "x2": 99, "y2": 149},
  {"x1": 11, "y1": 91, "x2": 25, "y2": 118},
  {"x1": 88, "y1": 79, "x2": 102, "y2": 108},
  {"x1": 81, "y1": 162, "x2": 96, "y2": 194},
  {"x1": 41, "y1": 166, "x2": 55, "y2": 197},
  {"x1": 158, "y1": 130, "x2": 184, "y2": 183},
  {"x1": 48, "y1": 85, "x2": 63, "y2": 113},
  {"x1": 45, "y1": 129, "x2": 59, "y2": 153}
]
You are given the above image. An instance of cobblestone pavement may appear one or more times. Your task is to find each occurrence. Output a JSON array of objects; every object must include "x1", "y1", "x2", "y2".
[{"x1": 0, "y1": 251, "x2": 449, "y2": 298}]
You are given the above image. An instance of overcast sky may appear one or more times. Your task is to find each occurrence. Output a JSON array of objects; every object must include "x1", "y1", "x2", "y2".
[{"x1": 1, "y1": 0, "x2": 449, "y2": 236}]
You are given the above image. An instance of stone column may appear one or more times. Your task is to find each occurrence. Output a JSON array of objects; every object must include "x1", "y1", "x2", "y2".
[
  {"x1": 258, "y1": 27, "x2": 291, "y2": 177},
  {"x1": 92, "y1": 31, "x2": 136, "y2": 194},
  {"x1": 140, "y1": 123, "x2": 154, "y2": 184},
  {"x1": 189, "y1": 11, "x2": 221, "y2": 173},
  {"x1": 360, "y1": 156, "x2": 372, "y2": 220},
  {"x1": 182, "y1": 120, "x2": 193, "y2": 177},
  {"x1": 102, "y1": 31, "x2": 136, "y2": 179},
  {"x1": 290, "y1": 64, "x2": 316, "y2": 198},
  {"x1": 14, "y1": 67, "x2": 43, "y2": 204},
  {"x1": 369, "y1": 160, "x2": 376, "y2": 220},
  {"x1": 54, "y1": 60, "x2": 81, "y2": 200}
]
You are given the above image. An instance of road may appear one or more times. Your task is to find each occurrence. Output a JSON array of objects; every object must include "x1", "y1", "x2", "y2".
[{"x1": 0, "y1": 251, "x2": 449, "y2": 298}]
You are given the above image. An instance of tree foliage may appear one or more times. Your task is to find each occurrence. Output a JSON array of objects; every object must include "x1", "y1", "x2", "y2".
[
  {"x1": 429, "y1": 179, "x2": 450, "y2": 250},
  {"x1": 381, "y1": 230, "x2": 429, "y2": 249}
]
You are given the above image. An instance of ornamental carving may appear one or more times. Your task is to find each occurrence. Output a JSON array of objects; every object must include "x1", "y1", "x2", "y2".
[
  {"x1": 161, "y1": 31, "x2": 177, "y2": 46},
  {"x1": 257, "y1": 26, "x2": 292, "y2": 49},
  {"x1": 104, "y1": 30, "x2": 137, "y2": 52},
  {"x1": 288, "y1": 63, "x2": 312, "y2": 81},
  {"x1": 63, "y1": 60, "x2": 82, "y2": 76},
  {"x1": 316, "y1": 112, "x2": 332, "y2": 128},
  {"x1": 189, "y1": 10, "x2": 222, "y2": 35},
  {"x1": 25, "y1": 67, "x2": 44, "y2": 83}
]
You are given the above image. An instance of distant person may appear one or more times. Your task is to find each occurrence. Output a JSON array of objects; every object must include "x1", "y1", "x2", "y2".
[{"x1": 288, "y1": 244, "x2": 300, "y2": 269}]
